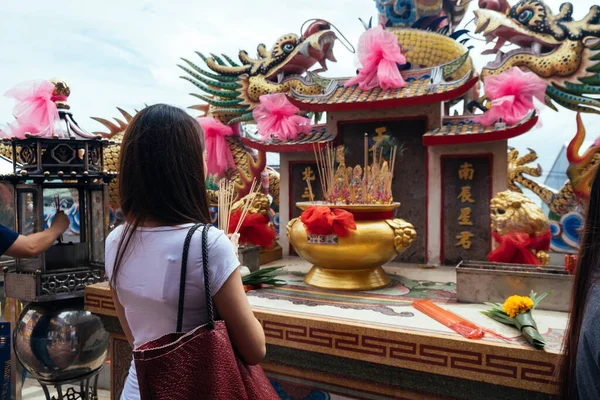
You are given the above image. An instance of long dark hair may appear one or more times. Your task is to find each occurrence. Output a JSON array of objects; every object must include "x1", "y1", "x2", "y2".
[
  {"x1": 110, "y1": 104, "x2": 210, "y2": 286},
  {"x1": 557, "y1": 169, "x2": 600, "y2": 398}
]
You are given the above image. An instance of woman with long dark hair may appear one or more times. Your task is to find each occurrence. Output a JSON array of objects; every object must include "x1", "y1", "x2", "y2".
[
  {"x1": 105, "y1": 104, "x2": 266, "y2": 400},
  {"x1": 558, "y1": 169, "x2": 600, "y2": 399}
]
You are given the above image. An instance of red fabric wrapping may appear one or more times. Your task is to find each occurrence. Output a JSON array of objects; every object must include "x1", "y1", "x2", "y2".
[
  {"x1": 196, "y1": 117, "x2": 237, "y2": 176},
  {"x1": 300, "y1": 206, "x2": 357, "y2": 237},
  {"x1": 487, "y1": 229, "x2": 552, "y2": 265},
  {"x1": 228, "y1": 210, "x2": 276, "y2": 249}
]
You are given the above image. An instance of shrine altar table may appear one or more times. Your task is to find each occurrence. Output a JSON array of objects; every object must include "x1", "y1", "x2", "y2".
[{"x1": 84, "y1": 256, "x2": 565, "y2": 400}]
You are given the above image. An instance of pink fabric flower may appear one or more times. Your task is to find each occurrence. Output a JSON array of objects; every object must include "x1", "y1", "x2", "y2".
[
  {"x1": 252, "y1": 93, "x2": 312, "y2": 141},
  {"x1": 2, "y1": 80, "x2": 59, "y2": 139},
  {"x1": 197, "y1": 117, "x2": 237, "y2": 176},
  {"x1": 475, "y1": 67, "x2": 547, "y2": 126},
  {"x1": 344, "y1": 25, "x2": 407, "y2": 91}
]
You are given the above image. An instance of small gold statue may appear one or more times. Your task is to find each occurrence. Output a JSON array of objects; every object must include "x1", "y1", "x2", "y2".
[
  {"x1": 489, "y1": 190, "x2": 550, "y2": 266},
  {"x1": 230, "y1": 192, "x2": 270, "y2": 217}
]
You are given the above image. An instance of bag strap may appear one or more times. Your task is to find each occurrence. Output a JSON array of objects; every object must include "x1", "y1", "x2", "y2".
[
  {"x1": 176, "y1": 223, "x2": 214, "y2": 332},
  {"x1": 201, "y1": 223, "x2": 216, "y2": 330}
]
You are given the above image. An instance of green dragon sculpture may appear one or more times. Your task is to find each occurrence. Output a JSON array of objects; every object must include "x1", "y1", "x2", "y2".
[
  {"x1": 474, "y1": 1, "x2": 600, "y2": 214},
  {"x1": 473, "y1": 0, "x2": 600, "y2": 251},
  {"x1": 475, "y1": 0, "x2": 600, "y2": 113},
  {"x1": 91, "y1": 21, "x2": 338, "y2": 220},
  {"x1": 179, "y1": 20, "x2": 337, "y2": 125},
  {"x1": 178, "y1": 20, "x2": 338, "y2": 203},
  {"x1": 507, "y1": 113, "x2": 600, "y2": 213}
]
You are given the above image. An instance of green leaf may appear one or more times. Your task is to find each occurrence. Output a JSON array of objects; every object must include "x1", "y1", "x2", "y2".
[
  {"x1": 244, "y1": 266, "x2": 285, "y2": 278},
  {"x1": 242, "y1": 266, "x2": 286, "y2": 285},
  {"x1": 514, "y1": 311, "x2": 538, "y2": 332},
  {"x1": 522, "y1": 326, "x2": 546, "y2": 349},
  {"x1": 481, "y1": 311, "x2": 516, "y2": 327},
  {"x1": 532, "y1": 290, "x2": 552, "y2": 309}
]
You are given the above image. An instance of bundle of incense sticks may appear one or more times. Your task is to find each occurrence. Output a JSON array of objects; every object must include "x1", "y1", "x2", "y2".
[
  {"x1": 413, "y1": 299, "x2": 484, "y2": 339},
  {"x1": 310, "y1": 141, "x2": 399, "y2": 205},
  {"x1": 219, "y1": 178, "x2": 260, "y2": 235},
  {"x1": 413, "y1": 300, "x2": 510, "y2": 341},
  {"x1": 387, "y1": 145, "x2": 397, "y2": 200},
  {"x1": 218, "y1": 179, "x2": 235, "y2": 233},
  {"x1": 312, "y1": 143, "x2": 336, "y2": 202},
  {"x1": 233, "y1": 179, "x2": 260, "y2": 235}
]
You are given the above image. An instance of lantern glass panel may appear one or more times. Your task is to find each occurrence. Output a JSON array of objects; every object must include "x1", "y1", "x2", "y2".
[
  {"x1": 0, "y1": 183, "x2": 15, "y2": 230},
  {"x1": 43, "y1": 188, "x2": 88, "y2": 271},
  {"x1": 18, "y1": 190, "x2": 39, "y2": 235},
  {"x1": 17, "y1": 189, "x2": 41, "y2": 270},
  {"x1": 90, "y1": 190, "x2": 105, "y2": 264}
]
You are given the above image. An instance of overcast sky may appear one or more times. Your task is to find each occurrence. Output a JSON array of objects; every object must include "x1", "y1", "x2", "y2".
[{"x1": 0, "y1": 0, "x2": 597, "y2": 191}]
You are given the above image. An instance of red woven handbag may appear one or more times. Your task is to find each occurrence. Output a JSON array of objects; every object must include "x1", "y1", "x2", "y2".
[{"x1": 132, "y1": 224, "x2": 278, "y2": 399}]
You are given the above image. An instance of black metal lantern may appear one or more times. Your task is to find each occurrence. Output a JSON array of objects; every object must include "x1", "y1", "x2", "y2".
[{"x1": 1, "y1": 80, "x2": 116, "y2": 302}]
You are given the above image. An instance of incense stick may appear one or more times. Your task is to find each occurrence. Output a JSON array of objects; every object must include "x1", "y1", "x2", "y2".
[
  {"x1": 313, "y1": 144, "x2": 327, "y2": 202},
  {"x1": 363, "y1": 133, "x2": 368, "y2": 204},
  {"x1": 390, "y1": 146, "x2": 397, "y2": 182},
  {"x1": 218, "y1": 179, "x2": 238, "y2": 234},
  {"x1": 233, "y1": 179, "x2": 259, "y2": 235},
  {"x1": 226, "y1": 180, "x2": 234, "y2": 233},
  {"x1": 306, "y1": 178, "x2": 315, "y2": 202},
  {"x1": 325, "y1": 143, "x2": 335, "y2": 201}
]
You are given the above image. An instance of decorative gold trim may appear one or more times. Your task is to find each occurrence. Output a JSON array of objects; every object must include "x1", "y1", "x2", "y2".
[
  {"x1": 295, "y1": 201, "x2": 401, "y2": 212},
  {"x1": 254, "y1": 310, "x2": 558, "y2": 395}
]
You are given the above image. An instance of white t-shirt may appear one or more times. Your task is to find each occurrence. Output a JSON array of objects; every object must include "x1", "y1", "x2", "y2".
[{"x1": 105, "y1": 223, "x2": 239, "y2": 400}]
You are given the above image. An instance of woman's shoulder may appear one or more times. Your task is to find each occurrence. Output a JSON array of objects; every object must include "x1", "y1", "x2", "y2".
[
  {"x1": 189, "y1": 225, "x2": 229, "y2": 249},
  {"x1": 106, "y1": 225, "x2": 125, "y2": 247}
]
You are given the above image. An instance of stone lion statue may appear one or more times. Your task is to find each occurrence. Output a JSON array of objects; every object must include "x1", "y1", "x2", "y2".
[{"x1": 489, "y1": 190, "x2": 550, "y2": 266}]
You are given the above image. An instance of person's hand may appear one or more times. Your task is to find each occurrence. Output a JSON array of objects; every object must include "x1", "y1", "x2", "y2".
[
  {"x1": 239, "y1": 266, "x2": 251, "y2": 277},
  {"x1": 228, "y1": 233, "x2": 240, "y2": 258},
  {"x1": 51, "y1": 211, "x2": 70, "y2": 233}
]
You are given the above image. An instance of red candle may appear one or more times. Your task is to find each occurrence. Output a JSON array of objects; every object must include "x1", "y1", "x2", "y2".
[{"x1": 565, "y1": 255, "x2": 577, "y2": 275}]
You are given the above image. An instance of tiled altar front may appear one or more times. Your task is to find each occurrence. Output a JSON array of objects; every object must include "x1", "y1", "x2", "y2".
[{"x1": 85, "y1": 257, "x2": 564, "y2": 400}]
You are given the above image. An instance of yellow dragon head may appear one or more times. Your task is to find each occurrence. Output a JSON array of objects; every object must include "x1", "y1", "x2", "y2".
[
  {"x1": 475, "y1": 1, "x2": 600, "y2": 113},
  {"x1": 179, "y1": 20, "x2": 338, "y2": 124}
]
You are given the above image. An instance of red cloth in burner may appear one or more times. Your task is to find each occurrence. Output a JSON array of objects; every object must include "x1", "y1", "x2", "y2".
[
  {"x1": 487, "y1": 229, "x2": 552, "y2": 265},
  {"x1": 228, "y1": 210, "x2": 276, "y2": 249},
  {"x1": 300, "y1": 206, "x2": 357, "y2": 237}
]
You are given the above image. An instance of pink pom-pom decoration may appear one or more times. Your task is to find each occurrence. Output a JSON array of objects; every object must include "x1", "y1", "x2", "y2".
[
  {"x1": 197, "y1": 117, "x2": 238, "y2": 176},
  {"x1": 344, "y1": 25, "x2": 408, "y2": 91},
  {"x1": 2, "y1": 80, "x2": 59, "y2": 139},
  {"x1": 252, "y1": 93, "x2": 312, "y2": 141},
  {"x1": 475, "y1": 67, "x2": 547, "y2": 127}
]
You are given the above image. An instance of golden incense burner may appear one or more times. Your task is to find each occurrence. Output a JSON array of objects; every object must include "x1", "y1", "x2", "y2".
[{"x1": 287, "y1": 202, "x2": 416, "y2": 291}]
